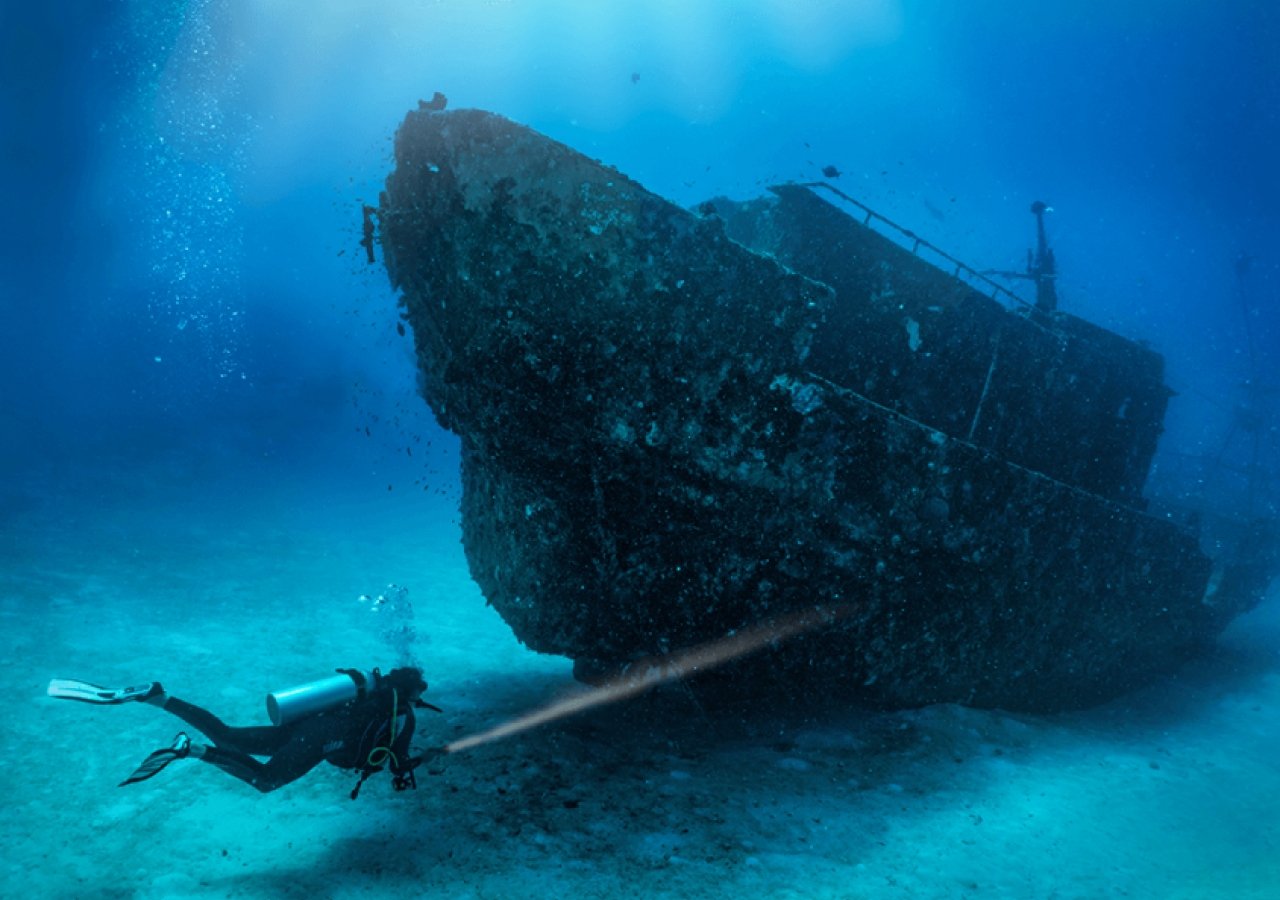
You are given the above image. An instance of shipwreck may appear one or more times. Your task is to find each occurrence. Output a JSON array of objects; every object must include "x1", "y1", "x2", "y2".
[{"x1": 377, "y1": 106, "x2": 1278, "y2": 712}]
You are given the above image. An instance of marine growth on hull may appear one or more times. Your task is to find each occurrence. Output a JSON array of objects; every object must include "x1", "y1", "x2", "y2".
[{"x1": 376, "y1": 106, "x2": 1279, "y2": 713}]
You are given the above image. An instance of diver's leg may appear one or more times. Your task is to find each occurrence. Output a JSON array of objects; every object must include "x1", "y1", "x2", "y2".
[
  {"x1": 193, "y1": 730, "x2": 327, "y2": 793},
  {"x1": 160, "y1": 697, "x2": 291, "y2": 756}
]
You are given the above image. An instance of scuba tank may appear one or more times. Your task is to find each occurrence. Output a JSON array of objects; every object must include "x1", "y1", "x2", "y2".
[{"x1": 266, "y1": 669, "x2": 378, "y2": 726}]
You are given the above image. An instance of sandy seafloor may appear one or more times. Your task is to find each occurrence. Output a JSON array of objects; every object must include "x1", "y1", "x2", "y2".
[{"x1": 2, "y1": 456, "x2": 1278, "y2": 900}]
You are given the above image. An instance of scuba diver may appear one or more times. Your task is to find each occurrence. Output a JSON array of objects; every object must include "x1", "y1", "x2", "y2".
[
  {"x1": 360, "y1": 204, "x2": 378, "y2": 264},
  {"x1": 47, "y1": 666, "x2": 440, "y2": 799}
]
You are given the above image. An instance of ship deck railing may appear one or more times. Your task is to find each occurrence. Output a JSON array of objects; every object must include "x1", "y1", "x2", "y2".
[{"x1": 795, "y1": 181, "x2": 1039, "y2": 317}]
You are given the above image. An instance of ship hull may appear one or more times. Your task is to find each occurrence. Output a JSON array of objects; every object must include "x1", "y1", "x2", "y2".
[{"x1": 380, "y1": 108, "x2": 1240, "y2": 711}]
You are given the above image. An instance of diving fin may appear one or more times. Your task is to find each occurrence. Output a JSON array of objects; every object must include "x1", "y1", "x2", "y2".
[
  {"x1": 119, "y1": 732, "x2": 191, "y2": 787},
  {"x1": 47, "y1": 678, "x2": 162, "y2": 705}
]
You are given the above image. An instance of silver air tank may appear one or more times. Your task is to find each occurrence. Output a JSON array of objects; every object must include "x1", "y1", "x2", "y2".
[{"x1": 267, "y1": 670, "x2": 375, "y2": 726}]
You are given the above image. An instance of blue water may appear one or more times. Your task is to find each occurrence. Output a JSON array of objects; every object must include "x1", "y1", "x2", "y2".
[{"x1": 2, "y1": 2, "x2": 1277, "y2": 897}]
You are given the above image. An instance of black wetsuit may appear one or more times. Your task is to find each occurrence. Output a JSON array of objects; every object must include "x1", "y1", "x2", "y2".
[{"x1": 162, "y1": 689, "x2": 416, "y2": 793}]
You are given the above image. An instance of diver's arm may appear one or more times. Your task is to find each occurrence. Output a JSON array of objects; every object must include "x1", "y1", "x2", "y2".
[
  {"x1": 390, "y1": 706, "x2": 417, "y2": 772},
  {"x1": 386, "y1": 706, "x2": 420, "y2": 791}
]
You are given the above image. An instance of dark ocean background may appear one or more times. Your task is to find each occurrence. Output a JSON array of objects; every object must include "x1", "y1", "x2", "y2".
[{"x1": 2, "y1": 2, "x2": 1278, "y2": 898}]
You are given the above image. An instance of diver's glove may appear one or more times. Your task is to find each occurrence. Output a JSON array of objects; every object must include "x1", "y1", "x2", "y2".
[
  {"x1": 391, "y1": 747, "x2": 448, "y2": 792},
  {"x1": 391, "y1": 754, "x2": 426, "y2": 792},
  {"x1": 391, "y1": 747, "x2": 437, "y2": 793}
]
